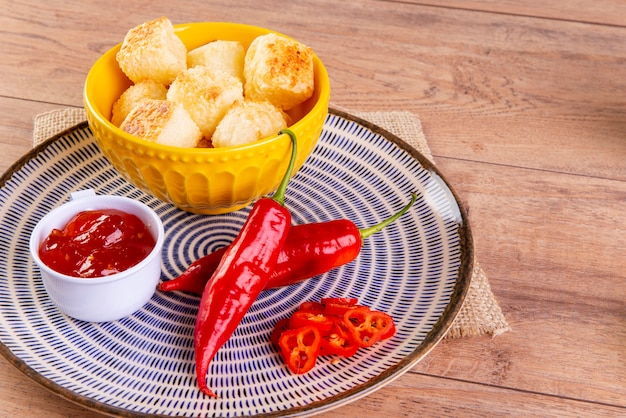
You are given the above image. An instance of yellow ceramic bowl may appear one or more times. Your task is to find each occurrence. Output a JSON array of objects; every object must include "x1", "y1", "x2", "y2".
[{"x1": 84, "y1": 22, "x2": 330, "y2": 215}]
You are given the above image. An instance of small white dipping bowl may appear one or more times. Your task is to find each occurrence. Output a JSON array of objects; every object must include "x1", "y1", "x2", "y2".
[{"x1": 29, "y1": 189, "x2": 165, "y2": 322}]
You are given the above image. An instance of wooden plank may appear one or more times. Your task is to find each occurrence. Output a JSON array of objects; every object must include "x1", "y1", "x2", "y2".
[
  {"x1": 406, "y1": 0, "x2": 626, "y2": 26},
  {"x1": 426, "y1": 157, "x2": 626, "y2": 407},
  {"x1": 0, "y1": 98, "x2": 65, "y2": 174},
  {"x1": 310, "y1": 5, "x2": 626, "y2": 180},
  {"x1": 331, "y1": 373, "x2": 626, "y2": 417}
]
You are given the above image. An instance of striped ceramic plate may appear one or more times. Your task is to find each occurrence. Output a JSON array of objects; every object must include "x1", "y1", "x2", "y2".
[{"x1": 0, "y1": 109, "x2": 472, "y2": 417}]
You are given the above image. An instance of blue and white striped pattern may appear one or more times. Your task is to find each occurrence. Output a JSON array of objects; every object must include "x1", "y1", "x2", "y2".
[{"x1": 0, "y1": 112, "x2": 471, "y2": 417}]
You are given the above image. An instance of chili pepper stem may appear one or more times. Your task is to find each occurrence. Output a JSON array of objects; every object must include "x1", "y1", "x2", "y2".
[
  {"x1": 273, "y1": 129, "x2": 298, "y2": 206},
  {"x1": 359, "y1": 192, "x2": 418, "y2": 240}
]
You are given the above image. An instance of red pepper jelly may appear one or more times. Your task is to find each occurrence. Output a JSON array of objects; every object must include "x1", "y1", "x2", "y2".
[{"x1": 38, "y1": 209, "x2": 156, "y2": 278}]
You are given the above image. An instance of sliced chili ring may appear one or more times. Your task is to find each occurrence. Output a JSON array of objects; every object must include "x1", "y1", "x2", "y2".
[
  {"x1": 289, "y1": 311, "x2": 333, "y2": 332},
  {"x1": 322, "y1": 297, "x2": 360, "y2": 316},
  {"x1": 321, "y1": 297, "x2": 358, "y2": 306},
  {"x1": 297, "y1": 301, "x2": 325, "y2": 313},
  {"x1": 380, "y1": 319, "x2": 396, "y2": 340},
  {"x1": 278, "y1": 326, "x2": 322, "y2": 374},
  {"x1": 320, "y1": 317, "x2": 359, "y2": 357},
  {"x1": 343, "y1": 306, "x2": 395, "y2": 348},
  {"x1": 270, "y1": 318, "x2": 291, "y2": 348}
]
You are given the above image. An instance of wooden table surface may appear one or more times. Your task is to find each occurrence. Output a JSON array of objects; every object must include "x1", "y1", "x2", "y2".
[{"x1": 1, "y1": 1, "x2": 625, "y2": 416}]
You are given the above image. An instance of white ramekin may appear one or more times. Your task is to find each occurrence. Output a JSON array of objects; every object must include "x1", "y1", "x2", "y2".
[{"x1": 29, "y1": 189, "x2": 165, "y2": 322}]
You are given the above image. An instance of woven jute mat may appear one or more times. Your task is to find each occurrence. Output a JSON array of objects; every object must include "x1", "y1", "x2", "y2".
[{"x1": 33, "y1": 107, "x2": 510, "y2": 339}]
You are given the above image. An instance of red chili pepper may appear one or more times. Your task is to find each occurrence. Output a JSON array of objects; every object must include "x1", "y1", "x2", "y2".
[
  {"x1": 158, "y1": 247, "x2": 227, "y2": 294},
  {"x1": 278, "y1": 326, "x2": 322, "y2": 374},
  {"x1": 193, "y1": 129, "x2": 298, "y2": 397},
  {"x1": 158, "y1": 193, "x2": 417, "y2": 294},
  {"x1": 343, "y1": 306, "x2": 395, "y2": 348}
]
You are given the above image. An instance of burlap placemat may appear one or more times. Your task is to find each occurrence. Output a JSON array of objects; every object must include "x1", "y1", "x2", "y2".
[{"x1": 33, "y1": 107, "x2": 510, "y2": 339}]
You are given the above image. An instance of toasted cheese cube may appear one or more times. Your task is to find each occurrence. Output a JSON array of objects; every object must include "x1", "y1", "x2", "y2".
[
  {"x1": 120, "y1": 99, "x2": 202, "y2": 148},
  {"x1": 116, "y1": 16, "x2": 187, "y2": 85},
  {"x1": 187, "y1": 40, "x2": 246, "y2": 83},
  {"x1": 167, "y1": 66, "x2": 243, "y2": 138},
  {"x1": 212, "y1": 100, "x2": 288, "y2": 148},
  {"x1": 244, "y1": 33, "x2": 314, "y2": 110},
  {"x1": 111, "y1": 80, "x2": 168, "y2": 127}
]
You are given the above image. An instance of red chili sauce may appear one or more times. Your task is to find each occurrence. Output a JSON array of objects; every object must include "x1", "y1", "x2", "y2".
[{"x1": 38, "y1": 209, "x2": 156, "y2": 278}]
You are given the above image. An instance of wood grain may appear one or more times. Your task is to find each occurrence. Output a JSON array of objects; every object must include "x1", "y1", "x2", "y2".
[
  {"x1": 422, "y1": 158, "x2": 626, "y2": 407},
  {"x1": 0, "y1": 0, "x2": 624, "y2": 417},
  {"x1": 0, "y1": 98, "x2": 64, "y2": 173},
  {"x1": 414, "y1": 0, "x2": 626, "y2": 26},
  {"x1": 2, "y1": 346, "x2": 625, "y2": 418}
]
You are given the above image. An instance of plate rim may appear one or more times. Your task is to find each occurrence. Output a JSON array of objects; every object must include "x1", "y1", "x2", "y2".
[{"x1": 0, "y1": 108, "x2": 473, "y2": 417}]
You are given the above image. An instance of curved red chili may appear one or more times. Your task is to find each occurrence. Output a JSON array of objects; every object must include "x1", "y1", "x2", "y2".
[
  {"x1": 193, "y1": 129, "x2": 298, "y2": 397},
  {"x1": 159, "y1": 193, "x2": 417, "y2": 294},
  {"x1": 158, "y1": 247, "x2": 227, "y2": 294}
]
